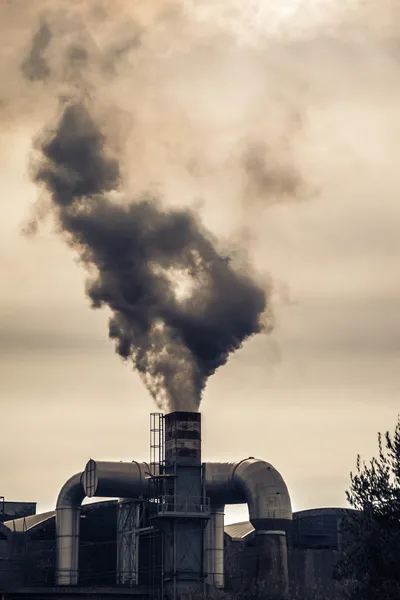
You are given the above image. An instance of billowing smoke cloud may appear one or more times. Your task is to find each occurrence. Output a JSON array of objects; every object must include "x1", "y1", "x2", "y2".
[
  {"x1": 32, "y1": 101, "x2": 267, "y2": 410},
  {"x1": 21, "y1": 19, "x2": 52, "y2": 82},
  {"x1": 14, "y1": 0, "x2": 394, "y2": 410}
]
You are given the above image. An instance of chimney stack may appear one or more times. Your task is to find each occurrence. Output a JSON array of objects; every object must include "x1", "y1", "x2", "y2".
[{"x1": 161, "y1": 411, "x2": 208, "y2": 599}]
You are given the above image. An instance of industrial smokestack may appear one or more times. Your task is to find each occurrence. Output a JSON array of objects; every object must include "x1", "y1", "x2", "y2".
[
  {"x1": 159, "y1": 411, "x2": 208, "y2": 598},
  {"x1": 164, "y1": 410, "x2": 201, "y2": 466}
]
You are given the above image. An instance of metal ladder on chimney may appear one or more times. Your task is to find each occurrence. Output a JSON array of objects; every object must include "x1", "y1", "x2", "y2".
[
  {"x1": 150, "y1": 412, "x2": 165, "y2": 481},
  {"x1": 149, "y1": 413, "x2": 165, "y2": 600}
]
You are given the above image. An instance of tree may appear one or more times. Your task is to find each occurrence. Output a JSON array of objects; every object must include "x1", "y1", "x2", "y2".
[{"x1": 336, "y1": 417, "x2": 400, "y2": 600}]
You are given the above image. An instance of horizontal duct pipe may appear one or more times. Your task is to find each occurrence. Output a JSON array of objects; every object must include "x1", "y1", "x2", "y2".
[
  {"x1": 83, "y1": 459, "x2": 150, "y2": 499},
  {"x1": 56, "y1": 458, "x2": 292, "y2": 586}
]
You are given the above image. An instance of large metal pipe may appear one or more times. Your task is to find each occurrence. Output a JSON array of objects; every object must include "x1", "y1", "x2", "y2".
[
  {"x1": 83, "y1": 458, "x2": 292, "y2": 528},
  {"x1": 55, "y1": 461, "x2": 149, "y2": 586},
  {"x1": 204, "y1": 504, "x2": 225, "y2": 588},
  {"x1": 56, "y1": 458, "x2": 291, "y2": 588},
  {"x1": 56, "y1": 473, "x2": 85, "y2": 586},
  {"x1": 206, "y1": 459, "x2": 292, "y2": 593},
  {"x1": 206, "y1": 459, "x2": 292, "y2": 531},
  {"x1": 83, "y1": 460, "x2": 149, "y2": 499}
]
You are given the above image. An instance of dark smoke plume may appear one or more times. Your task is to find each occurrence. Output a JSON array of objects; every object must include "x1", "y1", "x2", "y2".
[
  {"x1": 244, "y1": 142, "x2": 302, "y2": 200},
  {"x1": 21, "y1": 19, "x2": 52, "y2": 82},
  {"x1": 33, "y1": 101, "x2": 267, "y2": 410}
]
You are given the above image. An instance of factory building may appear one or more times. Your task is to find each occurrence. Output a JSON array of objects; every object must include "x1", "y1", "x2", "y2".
[
  {"x1": 224, "y1": 508, "x2": 352, "y2": 595},
  {"x1": 0, "y1": 412, "x2": 351, "y2": 599},
  {"x1": 0, "y1": 502, "x2": 37, "y2": 523}
]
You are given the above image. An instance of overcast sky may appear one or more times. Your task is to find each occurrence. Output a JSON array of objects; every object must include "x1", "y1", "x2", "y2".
[{"x1": 1, "y1": 0, "x2": 399, "y2": 524}]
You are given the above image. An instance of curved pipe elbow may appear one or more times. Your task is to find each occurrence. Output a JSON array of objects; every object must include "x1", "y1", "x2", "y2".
[
  {"x1": 55, "y1": 458, "x2": 291, "y2": 586},
  {"x1": 56, "y1": 472, "x2": 85, "y2": 510},
  {"x1": 232, "y1": 458, "x2": 292, "y2": 531},
  {"x1": 55, "y1": 462, "x2": 149, "y2": 586},
  {"x1": 206, "y1": 459, "x2": 292, "y2": 531},
  {"x1": 56, "y1": 472, "x2": 85, "y2": 586}
]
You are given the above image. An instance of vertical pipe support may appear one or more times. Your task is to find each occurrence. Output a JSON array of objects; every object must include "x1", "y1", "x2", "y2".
[
  {"x1": 55, "y1": 473, "x2": 85, "y2": 586},
  {"x1": 254, "y1": 530, "x2": 289, "y2": 595},
  {"x1": 204, "y1": 504, "x2": 225, "y2": 588},
  {"x1": 117, "y1": 500, "x2": 142, "y2": 586}
]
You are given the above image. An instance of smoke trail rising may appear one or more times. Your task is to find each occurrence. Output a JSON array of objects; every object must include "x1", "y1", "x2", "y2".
[
  {"x1": 1, "y1": 0, "x2": 399, "y2": 414},
  {"x1": 32, "y1": 101, "x2": 267, "y2": 410},
  {"x1": 17, "y1": 0, "x2": 337, "y2": 410},
  {"x1": 21, "y1": 19, "x2": 52, "y2": 82}
]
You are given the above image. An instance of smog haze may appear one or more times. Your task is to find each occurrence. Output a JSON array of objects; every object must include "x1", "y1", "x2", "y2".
[{"x1": 1, "y1": 0, "x2": 399, "y2": 520}]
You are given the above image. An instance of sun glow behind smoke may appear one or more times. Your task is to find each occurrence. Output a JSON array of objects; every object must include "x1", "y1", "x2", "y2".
[
  {"x1": 186, "y1": 0, "x2": 342, "y2": 41},
  {"x1": 149, "y1": 263, "x2": 197, "y2": 304},
  {"x1": 165, "y1": 267, "x2": 196, "y2": 303}
]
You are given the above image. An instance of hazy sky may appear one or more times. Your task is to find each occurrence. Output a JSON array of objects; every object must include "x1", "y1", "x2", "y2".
[{"x1": 1, "y1": 0, "x2": 399, "y2": 524}]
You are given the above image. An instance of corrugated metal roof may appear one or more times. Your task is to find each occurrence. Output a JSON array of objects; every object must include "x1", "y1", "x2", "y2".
[
  {"x1": 293, "y1": 508, "x2": 356, "y2": 520},
  {"x1": 2, "y1": 500, "x2": 118, "y2": 533},
  {"x1": 224, "y1": 521, "x2": 254, "y2": 540},
  {"x1": 3, "y1": 510, "x2": 55, "y2": 533}
]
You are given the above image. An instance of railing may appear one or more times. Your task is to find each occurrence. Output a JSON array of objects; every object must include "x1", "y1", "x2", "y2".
[{"x1": 155, "y1": 495, "x2": 210, "y2": 516}]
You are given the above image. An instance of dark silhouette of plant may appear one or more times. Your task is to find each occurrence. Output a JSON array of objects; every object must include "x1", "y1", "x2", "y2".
[{"x1": 336, "y1": 417, "x2": 400, "y2": 600}]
